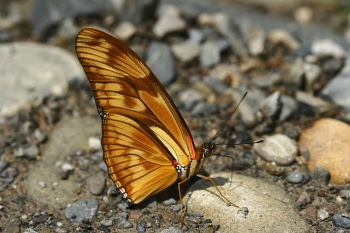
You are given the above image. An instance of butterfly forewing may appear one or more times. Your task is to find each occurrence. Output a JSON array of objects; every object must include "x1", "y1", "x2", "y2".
[{"x1": 76, "y1": 28, "x2": 195, "y2": 203}]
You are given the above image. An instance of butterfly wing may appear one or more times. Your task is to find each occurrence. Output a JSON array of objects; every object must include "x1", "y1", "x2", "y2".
[{"x1": 75, "y1": 28, "x2": 195, "y2": 203}]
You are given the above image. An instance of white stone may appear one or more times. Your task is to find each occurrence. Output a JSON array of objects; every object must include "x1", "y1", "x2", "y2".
[{"x1": 184, "y1": 172, "x2": 310, "y2": 232}]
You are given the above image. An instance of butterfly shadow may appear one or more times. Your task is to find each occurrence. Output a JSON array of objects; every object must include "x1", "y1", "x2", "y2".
[{"x1": 184, "y1": 172, "x2": 243, "y2": 207}]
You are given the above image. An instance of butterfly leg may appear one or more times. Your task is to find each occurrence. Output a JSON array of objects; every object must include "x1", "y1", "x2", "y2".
[
  {"x1": 177, "y1": 178, "x2": 189, "y2": 204},
  {"x1": 196, "y1": 174, "x2": 239, "y2": 208}
]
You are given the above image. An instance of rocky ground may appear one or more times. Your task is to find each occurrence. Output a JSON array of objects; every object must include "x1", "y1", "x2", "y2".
[{"x1": 1, "y1": 0, "x2": 350, "y2": 232}]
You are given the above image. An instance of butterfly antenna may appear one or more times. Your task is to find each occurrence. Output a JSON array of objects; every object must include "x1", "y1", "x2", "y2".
[
  {"x1": 216, "y1": 139, "x2": 264, "y2": 147},
  {"x1": 210, "y1": 92, "x2": 248, "y2": 144}
]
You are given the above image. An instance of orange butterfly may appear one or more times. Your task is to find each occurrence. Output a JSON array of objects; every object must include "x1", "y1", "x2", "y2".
[{"x1": 75, "y1": 28, "x2": 238, "y2": 207}]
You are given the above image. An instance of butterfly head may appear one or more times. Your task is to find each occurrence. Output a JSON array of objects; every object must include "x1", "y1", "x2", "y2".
[
  {"x1": 188, "y1": 142, "x2": 216, "y2": 177},
  {"x1": 203, "y1": 142, "x2": 215, "y2": 158}
]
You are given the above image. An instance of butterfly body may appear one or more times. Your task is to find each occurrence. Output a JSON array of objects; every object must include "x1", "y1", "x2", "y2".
[{"x1": 76, "y1": 28, "x2": 217, "y2": 204}]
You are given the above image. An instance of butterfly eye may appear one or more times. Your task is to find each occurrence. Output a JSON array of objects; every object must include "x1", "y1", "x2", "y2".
[{"x1": 203, "y1": 143, "x2": 215, "y2": 158}]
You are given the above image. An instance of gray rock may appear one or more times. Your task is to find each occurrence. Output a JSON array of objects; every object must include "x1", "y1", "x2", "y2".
[
  {"x1": 147, "y1": 42, "x2": 175, "y2": 86},
  {"x1": 259, "y1": 91, "x2": 282, "y2": 121},
  {"x1": 279, "y1": 95, "x2": 298, "y2": 122},
  {"x1": 332, "y1": 214, "x2": 350, "y2": 229},
  {"x1": 1, "y1": 167, "x2": 18, "y2": 184},
  {"x1": 0, "y1": 43, "x2": 84, "y2": 117},
  {"x1": 172, "y1": 204, "x2": 183, "y2": 213},
  {"x1": 253, "y1": 73, "x2": 281, "y2": 89},
  {"x1": 153, "y1": 14, "x2": 186, "y2": 38},
  {"x1": 33, "y1": 129, "x2": 47, "y2": 143},
  {"x1": 171, "y1": 40, "x2": 201, "y2": 62},
  {"x1": 296, "y1": 91, "x2": 333, "y2": 114},
  {"x1": 318, "y1": 209, "x2": 329, "y2": 221},
  {"x1": 24, "y1": 145, "x2": 39, "y2": 160},
  {"x1": 115, "y1": 217, "x2": 133, "y2": 229},
  {"x1": 136, "y1": 220, "x2": 147, "y2": 233},
  {"x1": 311, "y1": 39, "x2": 346, "y2": 58},
  {"x1": 65, "y1": 198, "x2": 99, "y2": 223},
  {"x1": 188, "y1": 29, "x2": 205, "y2": 43},
  {"x1": 200, "y1": 40, "x2": 220, "y2": 68},
  {"x1": 304, "y1": 62, "x2": 322, "y2": 91},
  {"x1": 177, "y1": 89, "x2": 204, "y2": 110},
  {"x1": 162, "y1": 198, "x2": 177, "y2": 206},
  {"x1": 113, "y1": 21, "x2": 137, "y2": 41},
  {"x1": 322, "y1": 57, "x2": 350, "y2": 111},
  {"x1": 99, "y1": 162, "x2": 108, "y2": 173},
  {"x1": 287, "y1": 171, "x2": 304, "y2": 184},
  {"x1": 203, "y1": 77, "x2": 229, "y2": 93},
  {"x1": 157, "y1": 4, "x2": 181, "y2": 18},
  {"x1": 23, "y1": 228, "x2": 38, "y2": 233},
  {"x1": 267, "y1": 29, "x2": 301, "y2": 51},
  {"x1": 216, "y1": 38, "x2": 230, "y2": 52},
  {"x1": 286, "y1": 57, "x2": 304, "y2": 92},
  {"x1": 0, "y1": 161, "x2": 10, "y2": 173},
  {"x1": 313, "y1": 165, "x2": 330, "y2": 185},
  {"x1": 101, "y1": 218, "x2": 114, "y2": 227},
  {"x1": 191, "y1": 102, "x2": 218, "y2": 116},
  {"x1": 245, "y1": 26, "x2": 265, "y2": 56},
  {"x1": 88, "y1": 173, "x2": 106, "y2": 196},
  {"x1": 254, "y1": 134, "x2": 297, "y2": 165},
  {"x1": 322, "y1": 57, "x2": 344, "y2": 75}
]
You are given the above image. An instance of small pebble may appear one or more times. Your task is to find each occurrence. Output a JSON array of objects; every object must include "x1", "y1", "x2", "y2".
[
  {"x1": 113, "y1": 21, "x2": 136, "y2": 41},
  {"x1": 311, "y1": 39, "x2": 345, "y2": 58},
  {"x1": 0, "y1": 161, "x2": 9, "y2": 173},
  {"x1": 34, "y1": 129, "x2": 47, "y2": 142},
  {"x1": 267, "y1": 29, "x2": 301, "y2": 51},
  {"x1": 98, "y1": 162, "x2": 108, "y2": 173},
  {"x1": 61, "y1": 163, "x2": 74, "y2": 172},
  {"x1": 24, "y1": 228, "x2": 38, "y2": 233},
  {"x1": 171, "y1": 40, "x2": 201, "y2": 62},
  {"x1": 115, "y1": 217, "x2": 133, "y2": 229},
  {"x1": 88, "y1": 137, "x2": 101, "y2": 150},
  {"x1": 172, "y1": 204, "x2": 183, "y2": 213},
  {"x1": 254, "y1": 134, "x2": 297, "y2": 165},
  {"x1": 191, "y1": 102, "x2": 218, "y2": 116},
  {"x1": 200, "y1": 40, "x2": 220, "y2": 68},
  {"x1": 87, "y1": 173, "x2": 106, "y2": 196},
  {"x1": 153, "y1": 15, "x2": 186, "y2": 38},
  {"x1": 287, "y1": 171, "x2": 304, "y2": 184},
  {"x1": 147, "y1": 42, "x2": 175, "y2": 86},
  {"x1": 97, "y1": 225, "x2": 111, "y2": 233},
  {"x1": 162, "y1": 198, "x2": 177, "y2": 206},
  {"x1": 332, "y1": 214, "x2": 350, "y2": 229},
  {"x1": 101, "y1": 219, "x2": 114, "y2": 227},
  {"x1": 136, "y1": 220, "x2": 147, "y2": 233},
  {"x1": 65, "y1": 199, "x2": 99, "y2": 223},
  {"x1": 313, "y1": 165, "x2": 330, "y2": 185},
  {"x1": 178, "y1": 89, "x2": 204, "y2": 110},
  {"x1": 318, "y1": 209, "x2": 329, "y2": 221},
  {"x1": 24, "y1": 145, "x2": 39, "y2": 160},
  {"x1": 38, "y1": 181, "x2": 46, "y2": 188}
]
